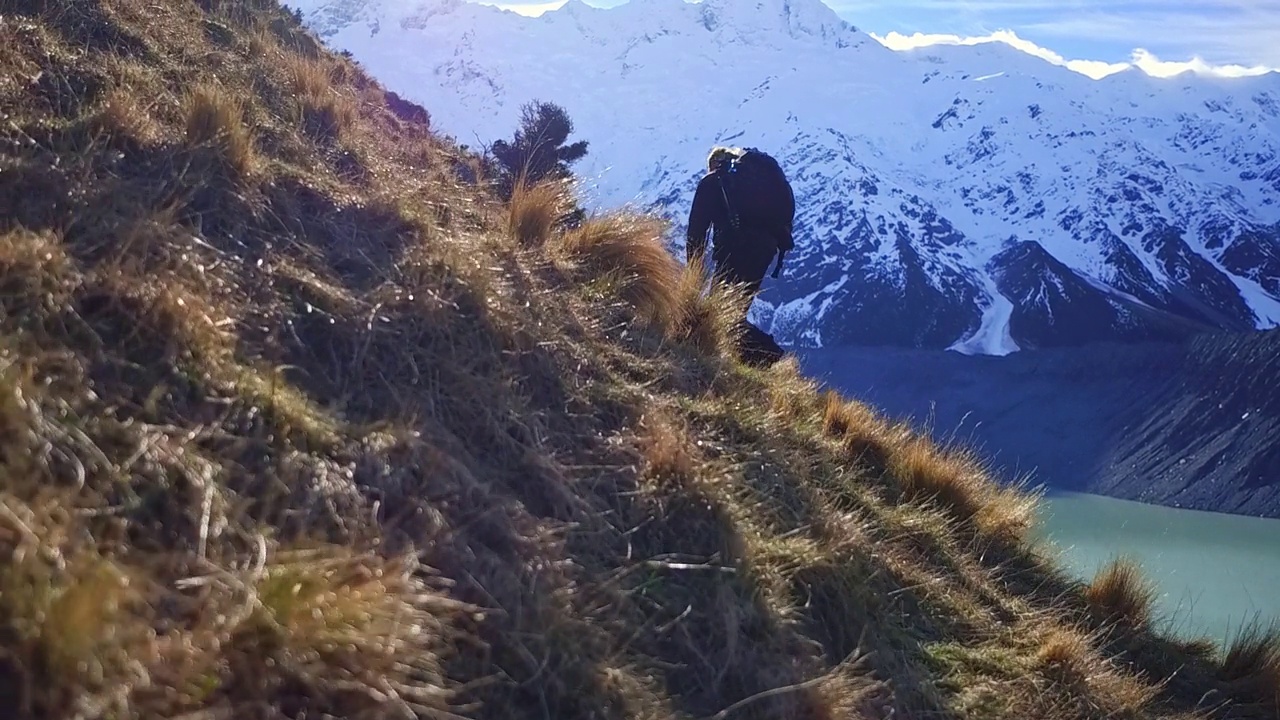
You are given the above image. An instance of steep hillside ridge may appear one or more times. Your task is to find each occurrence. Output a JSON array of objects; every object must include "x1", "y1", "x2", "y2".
[
  {"x1": 289, "y1": 0, "x2": 1280, "y2": 354},
  {"x1": 799, "y1": 330, "x2": 1280, "y2": 518},
  {"x1": 2, "y1": 2, "x2": 1278, "y2": 720}
]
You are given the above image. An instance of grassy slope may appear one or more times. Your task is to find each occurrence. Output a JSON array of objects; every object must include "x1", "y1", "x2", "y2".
[{"x1": 0, "y1": 1, "x2": 1277, "y2": 718}]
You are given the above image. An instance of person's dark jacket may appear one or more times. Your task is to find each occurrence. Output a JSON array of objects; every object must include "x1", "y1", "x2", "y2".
[
  {"x1": 686, "y1": 171, "x2": 728, "y2": 266},
  {"x1": 686, "y1": 171, "x2": 780, "y2": 286}
]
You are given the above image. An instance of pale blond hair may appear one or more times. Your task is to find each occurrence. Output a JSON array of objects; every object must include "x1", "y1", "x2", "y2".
[{"x1": 707, "y1": 145, "x2": 744, "y2": 172}]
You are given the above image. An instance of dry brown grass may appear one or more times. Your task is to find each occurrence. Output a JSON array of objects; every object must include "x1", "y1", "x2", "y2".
[
  {"x1": 669, "y1": 255, "x2": 750, "y2": 357},
  {"x1": 0, "y1": 230, "x2": 76, "y2": 317},
  {"x1": 89, "y1": 264, "x2": 239, "y2": 365},
  {"x1": 1035, "y1": 627, "x2": 1094, "y2": 683},
  {"x1": 821, "y1": 389, "x2": 856, "y2": 437},
  {"x1": 1085, "y1": 557, "x2": 1157, "y2": 628},
  {"x1": 0, "y1": 489, "x2": 150, "y2": 719},
  {"x1": 1218, "y1": 622, "x2": 1280, "y2": 710},
  {"x1": 284, "y1": 53, "x2": 357, "y2": 143},
  {"x1": 224, "y1": 545, "x2": 463, "y2": 713},
  {"x1": 556, "y1": 211, "x2": 684, "y2": 329},
  {"x1": 0, "y1": 1, "x2": 1255, "y2": 719},
  {"x1": 764, "y1": 356, "x2": 824, "y2": 424},
  {"x1": 184, "y1": 83, "x2": 256, "y2": 176},
  {"x1": 91, "y1": 87, "x2": 162, "y2": 146},
  {"x1": 637, "y1": 411, "x2": 698, "y2": 486},
  {"x1": 508, "y1": 177, "x2": 574, "y2": 247},
  {"x1": 885, "y1": 435, "x2": 1038, "y2": 541}
]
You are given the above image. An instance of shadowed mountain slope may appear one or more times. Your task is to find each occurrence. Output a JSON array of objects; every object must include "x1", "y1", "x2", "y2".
[{"x1": 800, "y1": 330, "x2": 1280, "y2": 518}]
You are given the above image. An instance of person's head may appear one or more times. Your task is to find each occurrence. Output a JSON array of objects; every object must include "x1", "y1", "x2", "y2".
[{"x1": 707, "y1": 146, "x2": 741, "y2": 173}]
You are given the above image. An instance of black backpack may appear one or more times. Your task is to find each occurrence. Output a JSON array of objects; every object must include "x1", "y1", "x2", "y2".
[{"x1": 716, "y1": 148, "x2": 796, "y2": 277}]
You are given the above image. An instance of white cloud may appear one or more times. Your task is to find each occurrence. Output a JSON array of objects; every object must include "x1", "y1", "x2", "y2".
[
  {"x1": 481, "y1": 0, "x2": 568, "y2": 16},
  {"x1": 871, "y1": 29, "x2": 1279, "y2": 80},
  {"x1": 1128, "y1": 48, "x2": 1278, "y2": 79}
]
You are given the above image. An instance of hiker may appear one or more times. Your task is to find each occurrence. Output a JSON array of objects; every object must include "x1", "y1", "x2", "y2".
[{"x1": 685, "y1": 145, "x2": 795, "y2": 312}]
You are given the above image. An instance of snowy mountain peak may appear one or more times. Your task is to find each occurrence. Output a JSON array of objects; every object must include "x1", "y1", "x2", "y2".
[
  {"x1": 695, "y1": 0, "x2": 859, "y2": 43},
  {"x1": 292, "y1": 0, "x2": 1280, "y2": 354}
]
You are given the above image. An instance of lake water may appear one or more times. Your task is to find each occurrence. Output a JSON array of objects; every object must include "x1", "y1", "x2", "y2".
[{"x1": 1033, "y1": 491, "x2": 1280, "y2": 643}]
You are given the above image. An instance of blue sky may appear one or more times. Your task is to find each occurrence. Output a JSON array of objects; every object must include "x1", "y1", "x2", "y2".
[{"x1": 473, "y1": 0, "x2": 1280, "y2": 74}]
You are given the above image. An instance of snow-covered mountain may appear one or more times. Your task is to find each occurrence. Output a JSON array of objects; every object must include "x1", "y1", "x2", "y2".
[{"x1": 286, "y1": 0, "x2": 1280, "y2": 355}]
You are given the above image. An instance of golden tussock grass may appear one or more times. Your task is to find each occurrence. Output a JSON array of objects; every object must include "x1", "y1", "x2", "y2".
[
  {"x1": 821, "y1": 389, "x2": 856, "y2": 437},
  {"x1": 1035, "y1": 627, "x2": 1094, "y2": 683},
  {"x1": 637, "y1": 411, "x2": 698, "y2": 487},
  {"x1": 284, "y1": 53, "x2": 357, "y2": 144},
  {"x1": 0, "y1": 1, "x2": 1258, "y2": 719},
  {"x1": 885, "y1": 434, "x2": 1039, "y2": 541},
  {"x1": 1085, "y1": 557, "x2": 1157, "y2": 628},
  {"x1": 763, "y1": 356, "x2": 824, "y2": 424},
  {"x1": 184, "y1": 83, "x2": 256, "y2": 177},
  {"x1": 91, "y1": 87, "x2": 162, "y2": 146},
  {"x1": 508, "y1": 177, "x2": 574, "y2": 248},
  {"x1": 226, "y1": 545, "x2": 465, "y2": 712},
  {"x1": 669, "y1": 255, "x2": 750, "y2": 357},
  {"x1": 1218, "y1": 622, "x2": 1280, "y2": 709},
  {"x1": 557, "y1": 212, "x2": 684, "y2": 330}
]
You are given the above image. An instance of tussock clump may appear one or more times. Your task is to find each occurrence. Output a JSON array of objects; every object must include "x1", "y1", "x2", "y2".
[
  {"x1": 1178, "y1": 636, "x2": 1221, "y2": 663},
  {"x1": 1218, "y1": 622, "x2": 1280, "y2": 709},
  {"x1": 637, "y1": 411, "x2": 698, "y2": 486},
  {"x1": 886, "y1": 436, "x2": 1036, "y2": 540},
  {"x1": 284, "y1": 53, "x2": 357, "y2": 143},
  {"x1": 1085, "y1": 557, "x2": 1157, "y2": 629},
  {"x1": 840, "y1": 417, "x2": 900, "y2": 471},
  {"x1": 0, "y1": 497, "x2": 150, "y2": 720},
  {"x1": 1035, "y1": 627, "x2": 1093, "y2": 683},
  {"x1": 971, "y1": 484, "x2": 1040, "y2": 542},
  {"x1": 0, "y1": 230, "x2": 76, "y2": 318},
  {"x1": 889, "y1": 437, "x2": 984, "y2": 511},
  {"x1": 90, "y1": 87, "x2": 161, "y2": 147},
  {"x1": 764, "y1": 356, "x2": 824, "y2": 423},
  {"x1": 669, "y1": 256, "x2": 750, "y2": 357},
  {"x1": 821, "y1": 390, "x2": 855, "y2": 437},
  {"x1": 809, "y1": 390, "x2": 900, "y2": 470},
  {"x1": 508, "y1": 177, "x2": 574, "y2": 248},
  {"x1": 822, "y1": 392, "x2": 897, "y2": 455},
  {"x1": 557, "y1": 212, "x2": 683, "y2": 329},
  {"x1": 218, "y1": 545, "x2": 463, "y2": 715},
  {"x1": 184, "y1": 83, "x2": 256, "y2": 177}
]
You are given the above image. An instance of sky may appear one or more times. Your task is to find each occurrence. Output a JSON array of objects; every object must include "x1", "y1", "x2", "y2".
[{"x1": 472, "y1": 0, "x2": 1280, "y2": 79}]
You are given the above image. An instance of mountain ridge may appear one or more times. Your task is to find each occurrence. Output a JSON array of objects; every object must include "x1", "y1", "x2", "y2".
[{"x1": 288, "y1": 0, "x2": 1280, "y2": 354}]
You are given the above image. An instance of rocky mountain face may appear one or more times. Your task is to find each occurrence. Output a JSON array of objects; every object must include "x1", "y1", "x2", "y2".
[
  {"x1": 800, "y1": 329, "x2": 1280, "y2": 518},
  {"x1": 285, "y1": 0, "x2": 1280, "y2": 355}
]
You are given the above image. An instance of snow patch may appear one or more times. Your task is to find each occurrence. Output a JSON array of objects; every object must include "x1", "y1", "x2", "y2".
[
  {"x1": 948, "y1": 274, "x2": 1020, "y2": 356},
  {"x1": 1228, "y1": 274, "x2": 1280, "y2": 327}
]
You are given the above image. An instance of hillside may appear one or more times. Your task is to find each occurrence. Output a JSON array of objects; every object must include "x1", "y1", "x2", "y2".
[
  {"x1": 801, "y1": 329, "x2": 1280, "y2": 518},
  {"x1": 289, "y1": 0, "x2": 1280, "y2": 354},
  {"x1": 2, "y1": 2, "x2": 1279, "y2": 720}
]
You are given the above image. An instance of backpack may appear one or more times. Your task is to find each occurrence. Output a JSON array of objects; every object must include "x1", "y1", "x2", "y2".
[{"x1": 716, "y1": 148, "x2": 796, "y2": 276}]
